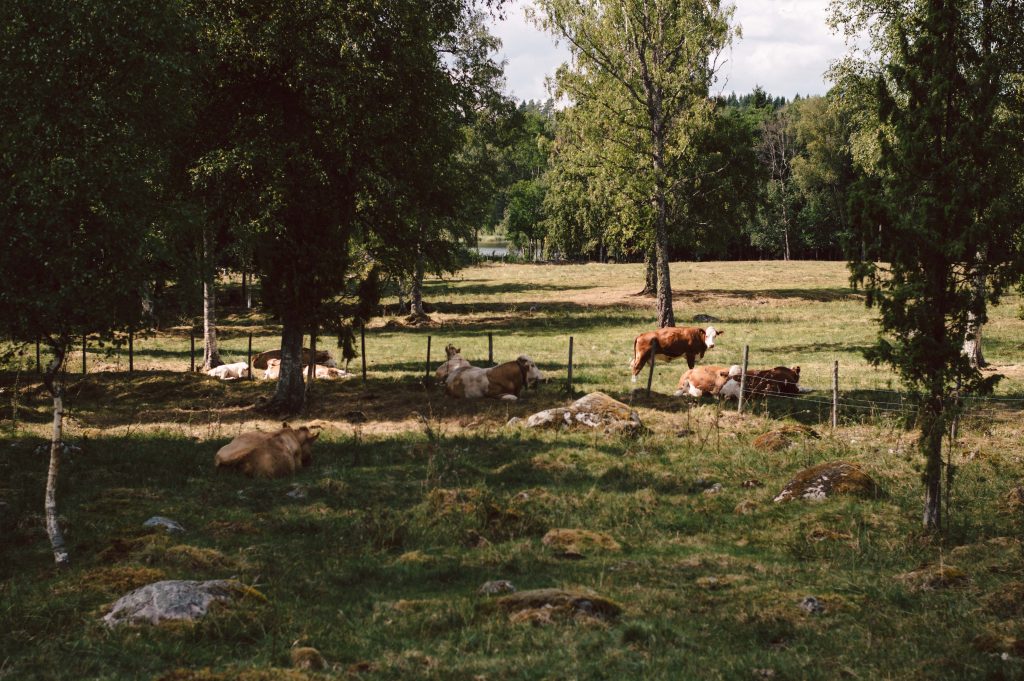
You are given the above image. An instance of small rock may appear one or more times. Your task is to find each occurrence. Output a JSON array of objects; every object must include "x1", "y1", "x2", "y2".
[
  {"x1": 692, "y1": 314, "x2": 721, "y2": 323},
  {"x1": 478, "y1": 580, "x2": 516, "y2": 596},
  {"x1": 291, "y1": 647, "x2": 326, "y2": 671},
  {"x1": 506, "y1": 417, "x2": 523, "y2": 427},
  {"x1": 286, "y1": 485, "x2": 308, "y2": 500},
  {"x1": 774, "y1": 462, "x2": 880, "y2": 503},
  {"x1": 703, "y1": 483, "x2": 723, "y2": 495},
  {"x1": 799, "y1": 596, "x2": 825, "y2": 614},
  {"x1": 741, "y1": 479, "x2": 764, "y2": 488},
  {"x1": 142, "y1": 516, "x2": 185, "y2": 534}
]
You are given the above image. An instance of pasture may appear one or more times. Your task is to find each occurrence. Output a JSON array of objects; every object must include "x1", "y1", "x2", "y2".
[{"x1": 2, "y1": 261, "x2": 1024, "y2": 680}]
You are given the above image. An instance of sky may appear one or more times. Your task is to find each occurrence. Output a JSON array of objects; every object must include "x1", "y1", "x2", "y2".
[{"x1": 488, "y1": 0, "x2": 852, "y2": 103}]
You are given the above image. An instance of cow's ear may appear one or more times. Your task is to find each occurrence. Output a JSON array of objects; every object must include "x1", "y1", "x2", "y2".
[
  {"x1": 793, "y1": 366, "x2": 801, "y2": 377},
  {"x1": 716, "y1": 329, "x2": 724, "y2": 337}
]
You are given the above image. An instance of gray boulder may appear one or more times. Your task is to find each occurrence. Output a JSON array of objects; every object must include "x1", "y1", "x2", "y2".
[
  {"x1": 102, "y1": 579, "x2": 261, "y2": 627},
  {"x1": 525, "y1": 392, "x2": 643, "y2": 434}
]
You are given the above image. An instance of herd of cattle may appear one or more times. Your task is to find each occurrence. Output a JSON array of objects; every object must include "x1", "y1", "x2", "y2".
[
  {"x1": 206, "y1": 324, "x2": 806, "y2": 402},
  {"x1": 213, "y1": 325, "x2": 809, "y2": 478}
]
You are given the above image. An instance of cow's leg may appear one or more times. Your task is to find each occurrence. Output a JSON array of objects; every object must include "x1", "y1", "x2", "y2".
[{"x1": 686, "y1": 354, "x2": 696, "y2": 369}]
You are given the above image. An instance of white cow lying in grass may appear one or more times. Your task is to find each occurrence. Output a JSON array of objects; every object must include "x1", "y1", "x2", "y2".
[
  {"x1": 207, "y1": 362, "x2": 250, "y2": 380},
  {"x1": 262, "y1": 359, "x2": 348, "y2": 380}
]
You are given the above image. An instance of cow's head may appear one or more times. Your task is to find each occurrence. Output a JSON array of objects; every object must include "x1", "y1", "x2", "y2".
[
  {"x1": 294, "y1": 426, "x2": 319, "y2": 468},
  {"x1": 444, "y1": 344, "x2": 461, "y2": 360},
  {"x1": 704, "y1": 326, "x2": 722, "y2": 349},
  {"x1": 516, "y1": 355, "x2": 544, "y2": 387},
  {"x1": 435, "y1": 347, "x2": 469, "y2": 383}
]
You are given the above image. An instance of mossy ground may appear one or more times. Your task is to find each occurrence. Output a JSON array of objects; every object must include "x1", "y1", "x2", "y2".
[{"x1": 2, "y1": 261, "x2": 1023, "y2": 679}]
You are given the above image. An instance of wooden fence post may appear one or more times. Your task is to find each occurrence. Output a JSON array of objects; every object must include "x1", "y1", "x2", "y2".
[
  {"x1": 128, "y1": 329, "x2": 134, "y2": 374},
  {"x1": 82, "y1": 335, "x2": 87, "y2": 375},
  {"x1": 488, "y1": 332, "x2": 493, "y2": 365},
  {"x1": 567, "y1": 336, "x2": 574, "y2": 395},
  {"x1": 831, "y1": 360, "x2": 839, "y2": 428},
  {"x1": 737, "y1": 345, "x2": 750, "y2": 414},
  {"x1": 361, "y1": 324, "x2": 366, "y2": 383},
  {"x1": 189, "y1": 329, "x2": 196, "y2": 372},
  {"x1": 247, "y1": 332, "x2": 253, "y2": 381},
  {"x1": 425, "y1": 335, "x2": 432, "y2": 383},
  {"x1": 645, "y1": 340, "x2": 657, "y2": 397}
]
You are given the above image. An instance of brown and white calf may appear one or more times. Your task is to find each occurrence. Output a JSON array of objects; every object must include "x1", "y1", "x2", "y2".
[
  {"x1": 674, "y1": 365, "x2": 742, "y2": 398},
  {"x1": 630, "y1": 326, "x2": 722, "y2": 382}
]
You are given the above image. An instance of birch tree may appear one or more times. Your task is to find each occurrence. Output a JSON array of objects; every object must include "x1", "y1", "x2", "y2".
[{"x1": 534, "y1": 0, "x2": 736, "y2": 326}]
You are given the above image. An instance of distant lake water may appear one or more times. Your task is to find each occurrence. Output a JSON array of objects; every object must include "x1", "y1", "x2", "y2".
[{"x1": 475, "y1": 239, "x2": 509, "y2": 257}]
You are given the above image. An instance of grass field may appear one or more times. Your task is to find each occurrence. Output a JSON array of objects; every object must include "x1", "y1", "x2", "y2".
[{"x1": 2, "y1": 261, "x2": 1024, "y2": 679}]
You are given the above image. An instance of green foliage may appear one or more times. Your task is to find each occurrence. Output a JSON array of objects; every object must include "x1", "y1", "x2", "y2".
[{"x1": 0, "y1": 0, "x2": 190, "y2": 356}]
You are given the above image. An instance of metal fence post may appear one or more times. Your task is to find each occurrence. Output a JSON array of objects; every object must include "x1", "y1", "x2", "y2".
[
  {"x1": 247, "y1": 332, "x2": 253, "y2": 381},
  {"x1": 190, "y1": 329, "x2": 196, "y2": 372},
  {"x1": 82, "y1": 335, "x2": 87, "y2": 375},
  {"x1": 128, "y1": 329, "x2": 134, "y2": 374},
  {"x1": 425, "y1": 335, "x2": 432, "y2": 383},
  {"x1": 831, "y1": 360, "x2": 839, "y2": 428},
  {"x1": 737, "y1": 345, "x2": 750, "y2": 414},
  {"x1": 361, "y1": 324, "x2": 367, "y2": 383},
  {"x1": 488, "y1": 332, "x2": 493, "y2": 364},
  {"x1": 567, "y1": 336, "x2": 574, "y2": 395}
]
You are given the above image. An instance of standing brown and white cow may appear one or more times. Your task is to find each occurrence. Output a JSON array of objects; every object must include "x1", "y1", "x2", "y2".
[{"x1": 630, "y1": 326, "x2": 722, "y2": 382}]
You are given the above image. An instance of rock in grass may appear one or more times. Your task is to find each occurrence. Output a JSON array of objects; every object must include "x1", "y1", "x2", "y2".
[
  {"x1": 478, "y1": 580, "x2": 516, "y2": 596},
  {"x1": 799, "y1": 596, "x2": 825, "y2": 614},
  {"x1": 143, "y1": 516, "x2": 186, "y2": 534},
  {"x1": 752, "y1": 425, "x2": 819, "y2": 452},
  {"x1": 525, "y1": 392, "x2": 643, "y2": 435},
  {"x1": 497, "y1": 588, "x2": 621, "y2": 622},
  {"x1": 291, "y1": 646, "x2": 326, "y2": 671},
  {"x1": 896, "y1": 564, "x2": 969, "y2": 591},
  {"x1": 102, "y1": 579, "x2": 264, "y2": 627},
  {"x1": 773, "y1": 461, "x2": 879, "y2": 503},
  {"x1": 542, "y1": 528, "x2": 621, "y2": 555}
]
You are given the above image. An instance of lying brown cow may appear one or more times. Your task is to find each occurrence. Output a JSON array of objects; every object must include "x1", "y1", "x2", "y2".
[
  {"x1": 214, "y1": 424, "x2": 319, "y2": 478},
  {"x1": 674, "y1": 365, "x2": 742, "y2": 398},
  {"x1": 440, "y1": 349, "x2": 544, "y2": 400},
  {"x1": 720, "y1": 366, "x2": 802, "y2": 400},
  {"x1": 631, "y1": 326, "x2": 722, "y2": 381},
  {"x1": 252, "y1": 348, "x2": 334, "y2": 370}
]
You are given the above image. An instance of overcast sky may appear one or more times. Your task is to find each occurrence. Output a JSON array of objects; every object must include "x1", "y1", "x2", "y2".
[{"x1": 488, "y1": 0, "x2": 851, "y2": 103}]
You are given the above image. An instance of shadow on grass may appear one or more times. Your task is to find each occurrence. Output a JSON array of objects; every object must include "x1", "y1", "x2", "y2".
[
  {"x1": 426, "y1": 281, "x2": 592, "y2": 297},
  {"x1": 677, "y1": 287, "x2": 863, "y2": 302}
]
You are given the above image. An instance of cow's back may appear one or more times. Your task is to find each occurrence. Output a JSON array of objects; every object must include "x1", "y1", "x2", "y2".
[{"x1": 484, "y1": 362, "x2": 525, "y2": 398}]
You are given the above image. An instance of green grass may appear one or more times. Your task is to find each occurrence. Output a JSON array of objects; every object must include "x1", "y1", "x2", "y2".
[{"x1": 2, "y1": 261, "x2": 1024, "y2": 680}]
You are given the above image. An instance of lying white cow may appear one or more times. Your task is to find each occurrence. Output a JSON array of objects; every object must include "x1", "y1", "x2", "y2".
[
  {"x1": 207, "y1": 362, "x2": 250, "y2": 380},
  {"x1": 262, "y1": 359, "x2": 347, "y2": 380}
]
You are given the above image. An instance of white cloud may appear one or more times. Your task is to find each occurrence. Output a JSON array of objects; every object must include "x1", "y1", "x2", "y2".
[{"x1": 488, "y1": 0, "x2": 850, "y2": 103}]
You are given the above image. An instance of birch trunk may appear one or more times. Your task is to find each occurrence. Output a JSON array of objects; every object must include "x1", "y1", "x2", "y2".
[
  {"x1": 410, "y1": 250, "x2": 426, "y2": 318},
  {"x1": 201, "y1": 231, "x2": 222, "y2": 371},
  {"x1": 963, "y1": 260, "x2": 987, "y2": 367},
  {"x1": 43, "y1": 345, "x2": 69, "y2": 567}
]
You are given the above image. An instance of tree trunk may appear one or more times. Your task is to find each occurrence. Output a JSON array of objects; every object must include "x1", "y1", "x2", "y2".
[
  {"x1": 655, "y1": 218, "x2": 674, "y2": 328},
  {"x1": 202, "y1": 276, "x2": 222, "y2": 370},
  {"x1": 920, "y1": 395, "x2": 945, "y2": 531},
  {"x1": 642, "y1": 247, "x2": 657, "y2": 296},
  {"x1": 201, "y1": 230, "x2": 222, "y2": 371},
  {"x1": 410, "y1": 250, "x2": 426, "y2": 318},
  {"x1": 241, "y1": 269, "x2": 248, "y2": 310},
  {"x1": 268, "y1": 319, "x2": 306, "y2": 413},
  {"x1": 43, "y1": 344, "x2": 69, "y2": 568},
  {"x1": 963, "y1": 259, "x2": 987, "y2": 367}
]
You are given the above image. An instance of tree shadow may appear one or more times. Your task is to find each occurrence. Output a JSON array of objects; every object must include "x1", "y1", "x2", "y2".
[
  {"x1": 677, "y1": 287, "x2": 863, "y2": 302},
  {"x1": 426, "y1": 281, "x2": 592, "y2": 297}
]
